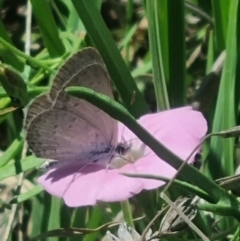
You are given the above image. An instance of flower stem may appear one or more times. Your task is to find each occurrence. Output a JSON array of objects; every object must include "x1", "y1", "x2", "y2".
[{"x1": 121, "y1": 200, "x2": 134, "y2": 228}]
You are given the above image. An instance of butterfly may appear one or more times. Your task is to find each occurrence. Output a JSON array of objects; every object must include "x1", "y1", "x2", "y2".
[{"x1": 25, "y1": 48, "x2": 129, "y2": 168}]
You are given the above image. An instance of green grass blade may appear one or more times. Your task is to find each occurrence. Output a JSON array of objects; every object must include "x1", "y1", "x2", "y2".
[
  {"x1": 146, "y1": 0, "x2": 169, "y2": 110},
  {"x1": 71, "y1": 0, "x2": 149, "y2": 117},
  {"x1": 0, "y1": 20, "x2": 24, "y2": 71},
  {"x1": 83, "y1": 207, "x2": 103, "y2": 241},
  {"x1": 31, "y1": 0, "x2": 65, "y2": 57},
  {"x1": 0, "y1": 156, "x2": 44, "y2": 181},
  {"x1": 211, "y1": 0, "x2": 230, "y2": 51},
  {"x1": 167, "y1": 0, "x2": 186, "y2": 107},
  {"x1": 206, "y1": 31, "x2": 214, "y2": 74},
  {"x1": 47, "y1": 197, "x2": 62, "y2": 241},
  {"x1": 0, "y1": 137, "x2": 23, "y2": 167},
  {"x1": 209, "y1": 0, "x2": 239, "y2": 179},
  {"x1": 11, "y1": 184, "x2": 43, "y2": 203},
  {"x1": 29, "y1": 194, "x2": 46, "y2": 238}
]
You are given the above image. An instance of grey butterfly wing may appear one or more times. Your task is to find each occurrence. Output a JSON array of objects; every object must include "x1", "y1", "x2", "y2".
[
  {"x1": 24, "y1": 94, "x2": 52, "y2": 131},
  {"x1": 55, "y1": 93, "x2": 116, "y2": 145},
  {"x1": 26, "y1": 108, "x2": 113, "y2": 164},
  {"x1": 50, "y1": 48, "x2": 117, "y2": 150},
  {"x1": 50, "y1": 48, "x2": 109, "y2": 100},
  {"x1": 25, "y1": 48, "x2": 117, "y2": 163}
]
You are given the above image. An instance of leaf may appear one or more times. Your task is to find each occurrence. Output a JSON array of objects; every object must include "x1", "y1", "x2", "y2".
[
  {"x1": 0, "y1": 106, "x2": 19, "y2": 115},
  {"x1": 30, "y1": 0, "x2": 65, "y2": 57},
  {"x1": 71, "y1": 0, "x2": 149, "y2": 117},
  {"x1": 0, "y1": 64, "x2": 29, "y2": 106},
  {"x1": 0, "y1": 137, "x2": 24, "y2": 167},
  {"x1": 0, "y1": 19, "x2": 24, "y2": 71},
  {"x1": 0, "y1": 156, "x2": 44, "y2": 181},
  {"x1": 31, "y1": 222, "x2": 119, "y2": 241},
  {"x1": 10, "y1": 184, "x2": 43, "y2": 203}
]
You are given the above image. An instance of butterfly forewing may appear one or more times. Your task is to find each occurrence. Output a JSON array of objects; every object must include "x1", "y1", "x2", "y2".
[
  {"x1": 50, "y1": 48, "x2": 108, "y2": 101},
  {"x1": 51, "y1": 49, "x2": 116, "y2": 143},
  {"x1": 54, "y1": 93, "x2": 116, "y2": 145}
]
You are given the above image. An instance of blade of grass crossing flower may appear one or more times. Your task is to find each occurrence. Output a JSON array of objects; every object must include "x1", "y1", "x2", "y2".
[
  {"x1": 30, "y1": 0, "x2": 65, "y2": 57},
  {"x1": 67, "y1": 87, "x2": 240, "y2": 221},
  {"x1": 146, "y1": 0, "x2": 169, "y2": 110},
  {"x1": 121, "y1": 173, "x2": 212, "y2": 202},
  {"x1": 209, "y1": 0, "x2": 239, "y2": 179},
  {"x1": 71, "y1": 0, "x2": 149, "y2": 117},
  {"x1": 66, "y1": 87, "x2": 233, "y2": 202}
]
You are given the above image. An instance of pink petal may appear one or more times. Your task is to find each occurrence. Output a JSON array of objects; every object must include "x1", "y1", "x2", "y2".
[
  {"x1": 38, "y1": 164, "x2": 103, "y2": 199},
  {"x1": 134, "y1": 155, "x2": 176, "y2": 190},
  {"x1": 38, "y1": 106, "x2": 207, "y2": 207},
  {"x1": 139, "y1": 107, "x2": 207, "y2": 161},
  {"x1": 39, "y1": 164, "x2": 144, "y2": 207},
  {"x1": 120, "y1": 106, "x2": 207, "y2": 162},
  {"x1": 64, "y1": 164, "x2": 143, "y2": 207},
  {"x1": 116, "y1": 107, "x2": 207, "y2": 190}
]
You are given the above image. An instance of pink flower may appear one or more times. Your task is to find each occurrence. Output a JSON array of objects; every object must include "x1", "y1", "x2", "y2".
[{"x1": 38, "y1": 106, "x2": 207, "y2": 207}]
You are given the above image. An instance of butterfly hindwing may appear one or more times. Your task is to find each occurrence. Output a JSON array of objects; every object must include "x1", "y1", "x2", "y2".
[
  {"x1": 26, "y1": 109, "x2": 113, "y2": 164},
  {"x1": 24, "y1": 94, "x2": 52, "y2": 131}
]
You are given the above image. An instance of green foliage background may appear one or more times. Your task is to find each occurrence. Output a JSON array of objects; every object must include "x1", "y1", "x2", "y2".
[{"x1": 0, "y1": 0, "x2": 240, "y2": 240}]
